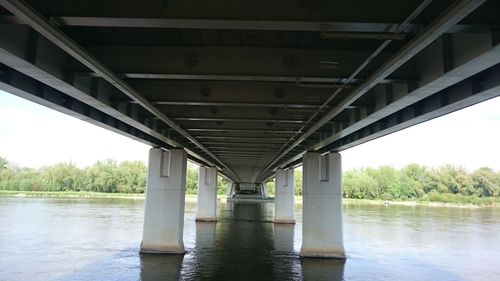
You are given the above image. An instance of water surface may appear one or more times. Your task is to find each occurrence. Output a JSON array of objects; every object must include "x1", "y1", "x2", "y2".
[{"x1": 0, "y1": 197, "x2": 498, "y2": 280}]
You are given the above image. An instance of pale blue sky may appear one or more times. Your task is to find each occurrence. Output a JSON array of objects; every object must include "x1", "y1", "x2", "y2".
[{"x1": 0, "y1": 90, "x2": 499, "y2": 171}]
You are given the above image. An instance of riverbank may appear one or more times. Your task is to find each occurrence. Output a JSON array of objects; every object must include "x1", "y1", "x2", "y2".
[
  {"x1": 299, "y1": 196, "x2": 500, "y2": 208},
  {"x1": 0, "y1": 190, "x2": 226, "y2": 201},
  {"x1": 342, "y1": 198, "x2": 499, "y2": 208},
  {"x1": 1, "y1": 190, "x2": 498, "y2": 207}
]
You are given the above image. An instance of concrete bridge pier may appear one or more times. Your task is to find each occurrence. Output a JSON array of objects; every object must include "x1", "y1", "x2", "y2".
[
  {"x1": 226, "y1": 181, "x2": 234, "y2": 197},
  {"x1": 300, "y1": 152, "x2": 345, "y2": 258},
  {"x1": 261, "y1": 182, "x2": 269, "y2": 198},
  {"x1": 274, "y1": 168, "x2": 296, "y2": 224},
  {"x1": 196, "y1": 166, "x2": 218, "y2": 222},
  {"x1": 141, "y1": 148, "x2": 187, "y2": 254}
]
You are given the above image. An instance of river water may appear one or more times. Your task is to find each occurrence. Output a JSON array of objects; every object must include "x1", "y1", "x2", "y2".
[{"x1": 0, "y1": 197, "x2": 498, "y2": 281}]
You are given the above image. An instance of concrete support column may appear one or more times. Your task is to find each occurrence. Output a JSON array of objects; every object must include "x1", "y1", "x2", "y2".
[
  {"x1": 141, "y1": 148, "x2": 187, "y2": 254},
  {"x1": 274, "y1": 168, "x2": 295, "y2": 224},
  {"x1": 196, "y1": 166, "x2": 218, "y2": 222},
  {"x1": 226, "y1": 181, "x2": 234, "y2": 197},
  {"x1": 300, "y1": 152, "x2": 345, "y2": 258},
  {"x1": 261, "y1": 182, "x2": 268, "y2": 198}
]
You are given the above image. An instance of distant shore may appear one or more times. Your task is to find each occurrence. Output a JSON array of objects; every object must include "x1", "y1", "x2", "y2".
[
  {"x1": 0, "y1": 190, "x2": 221, "y2": 202},
  {"x1": 1, "y1": 190, "x2": 498, "y2": 208},
  {"x1": 341, "y1": 198, "x2": 498, "y2": 208}
]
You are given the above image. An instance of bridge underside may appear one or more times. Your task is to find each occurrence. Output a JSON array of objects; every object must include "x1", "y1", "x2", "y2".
[{"x1": 0, "y1": 0, "x2": 499, "y2": 183}]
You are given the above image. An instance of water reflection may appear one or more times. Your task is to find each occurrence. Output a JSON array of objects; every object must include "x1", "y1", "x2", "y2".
[
  {"x1": 140, "y1": 254, "x2": 184, "y2": 281},
  {"x1": 273, "y1": 224, "x2": 294, "y2": 253},
  {"x1": 301, "y1": 259, "x2": 345, "y2": 281},
  {"x1": 209, "y1": 202, "x2": 278, "y2": 281},
  {"x1": 2, "y1": 198, "x2": 497, "y2": 281},
  {"x1": 141, "y1": 203, "x2": 344, "y2": 281}
]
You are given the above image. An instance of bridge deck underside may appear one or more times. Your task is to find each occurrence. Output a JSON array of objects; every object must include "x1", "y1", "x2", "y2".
[{"x1": 0, "y1": 0, "x2": 499, "y2": 182}]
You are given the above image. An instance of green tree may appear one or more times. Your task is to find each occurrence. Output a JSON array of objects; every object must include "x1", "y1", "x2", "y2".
[
  {"x1": 471, "y1": 167, "x2": 499, "y2": 197},
  {"x1": 367, "y1": 166, "x2": 401, "y2": 199},
  {"x1": 343, "y1": 169, "x2": 378, "y2": 199},
  {"x1": 0, "y1": 156, "x2": 7, "y2": 170},
  {"x1": 295, "y1": 170, "x2": 303, "y2": 195},
  {"x1": 434, "y1": 165, "x2": 473, "y2": 195},
  {"x1": 186, "y1": 163, "x2": 199, "y2": 194},
  {"x1": 400, "y1": 164, "x2": 428, "y2": 198}
]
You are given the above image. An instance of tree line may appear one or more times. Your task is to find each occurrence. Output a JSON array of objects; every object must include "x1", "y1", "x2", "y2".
[
  {"x1": 341, "y1": 164, "x2": 500, "y2": 199},
  {"x1": 1, "y1": 157, "x2": 499, "y2": 200},
  {"x1": 0, "y1": 157, "x2": 228, "y2": 195},
  {"x1": 270, "y1": 164, "x2": 500, "y2": 201}
]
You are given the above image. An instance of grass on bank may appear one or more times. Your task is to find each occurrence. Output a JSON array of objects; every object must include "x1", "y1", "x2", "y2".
[
  {"x1": 1, "y1": 190, "x2": 498, "y2": 207},
  {"x1": 340, "y1": 193, "x2": 500, "y2": 207},
  {"x1": 0, "y1": 190, "x2": 145, "y2": 198},
  {"x1": 0, "y1": 190, "x2": 227, "y2": 200}
]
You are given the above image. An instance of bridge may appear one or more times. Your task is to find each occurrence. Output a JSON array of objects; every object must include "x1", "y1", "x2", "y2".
[{"x1": 0, "y1": 0, "x2": 498, "y2": 258}]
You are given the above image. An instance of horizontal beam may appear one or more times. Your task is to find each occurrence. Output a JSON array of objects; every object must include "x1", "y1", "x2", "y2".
[
  {"x1": 196, "y1": 136, "x2": 289, "y2": 141},
  {"x1": 188, "y1": 128, "x2": 298, "y2": 134},
  {"x1": 2, "y1": 15, "x2": 491, "y2": 35},
  {"x1": 219, "y1": 156, "x2": 262, "y2": 159},
  {"x1": 121, "y1": 73, "x2": 408, "y2": 84},
  {"x1": 208, "y1": 146, "x2": 279, "y2": 151},
  {"x1": 310, "y1": 33, "x2": 500, "y2": 152},
  {"x1": 69, "y1": 46, "x2": 400, "y2": 81},
  {"x1": 202, "y1": 142, "x2": 284, "y2": 147},
  {"x1": 212, "y1": 152, "x2": 271, "y2": 156},
  {"x1": 320, "y1": 31, "x2": 406, "y2": 40},
  {"x1": 280, "y1": 66, "x2": 500, "y2": 170},
  {"x1": 153, "y1": 101, "x2": 333, "y2": 109},
  {"x1": 0, "y1": 64, "x2": 221, "y2": 169},
  {"x1": 0, "y1": 0, "x2": 241, "y2": 181},
  {"x1": 255, "y1": 0, "x2": 488, "y2": 182},
  {"x1": 5, "y1": 15, "x2": 495, "y2": 35},
  {"x1": 51, "y1": 17, "x2": 422, "y2": 33},
  {"x1": 215, "y1": 152, "x2": 267, "y2": 155},
  {"x1": 173, "y1": 117, "x2": 304, "y2": 124}
]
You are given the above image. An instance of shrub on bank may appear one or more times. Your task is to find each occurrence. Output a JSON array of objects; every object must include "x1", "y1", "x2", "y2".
[{"x1": 420, "y1": 192, "x2": 499, "y2": 206}]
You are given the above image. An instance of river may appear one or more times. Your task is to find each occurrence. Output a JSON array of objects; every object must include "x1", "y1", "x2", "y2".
[{"x1": 0, "y1": 197, "x2": 498, "y2": 281}]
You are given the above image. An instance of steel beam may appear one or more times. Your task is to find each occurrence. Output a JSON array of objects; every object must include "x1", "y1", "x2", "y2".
[
  {"x1": 1, "y1": 15, "x2": 496, "y2": 34},
  {"x1": 0, "y1": 25, "x2": 226, "y2": 176},
  {"x1": 69, "y1": 46, "x2": 397, "y2": 81},
  {"x1": 277, "y1": 65, "x2": 500, "y2": 173},
  {"x1": 0, "y1": 65, "x2": 218, "y2": 168},
  {"x1": 208, "y1": 147, "x2": 279, "y2": 152},
  {"x1": 309, "y1": 34, "x2": 500, "y2": 153},
  {"x1": 320, "y1": 31, "x2": 406, "y2": 40},
  {"x1": 187, "y1": 128, "x2": 297, "y2": 134},
  {"x1": 154, "y1": 101, "x2": 329, "y2": 109},
  {"x1": 196, "y1": 136, "x2": 289, "y2": 141},
  {"x1": 202, "y1": 142, "x2": 283, "y2": 147},
  {"x1": 0, "y1": 0, "x2": 240, "y2": 182},
  {"x1": 173, "y1": 117, "x2": 304, "y2": 124},
  {"x1": 50, "y1": 17, "x2": 421, "y2": 33},
  {"x1": 255, "y1": 0, "x2": 487, "y2": 182},
  {"x1": 122, "y1": 73, "x2": 405, "y2": 84}
]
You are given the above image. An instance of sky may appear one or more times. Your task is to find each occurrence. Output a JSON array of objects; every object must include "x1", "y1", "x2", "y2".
[{"x1": 0, "y1": 89, "x2": 499, "y2": 171}]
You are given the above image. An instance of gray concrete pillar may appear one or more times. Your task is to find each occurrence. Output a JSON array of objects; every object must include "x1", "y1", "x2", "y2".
[
  {"x1": 300, "y1": 152, "x2": 345, "y2": 258},
  {"x1": 141, "y1": 148, "x2": 187, "y2": 254},
  {"x1": 274, "y1": 168, "x2": 296, "y2": 224},
  {"x1": 226, "y1": 181, "x2": 234, "y2": 197},
  {"x1": 261, "y1": 182, "x2": 269, "y2": 198},
  {"x1": 196, "y1": 166, "x2": 218, "y2": 222}
]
